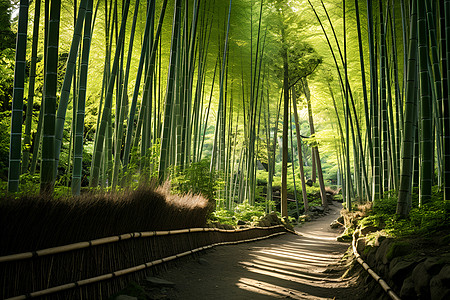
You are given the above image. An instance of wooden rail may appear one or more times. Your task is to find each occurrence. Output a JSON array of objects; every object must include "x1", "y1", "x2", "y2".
[
  {"x1": 352, "y1": 231, "x2": 401, "y2": 300},
  {"x1": 1, "y1": 225, "x2": 290, "y2": 299}
]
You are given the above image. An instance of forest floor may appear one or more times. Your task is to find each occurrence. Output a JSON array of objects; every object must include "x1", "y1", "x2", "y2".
[{"x1": 124, "y1": 202, "x2": 369, "y2": 300}]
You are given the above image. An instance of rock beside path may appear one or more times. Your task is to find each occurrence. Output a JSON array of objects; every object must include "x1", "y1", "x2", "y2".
[{"x1": 356, "y1": 234, "x2": 450, "y2": 300}]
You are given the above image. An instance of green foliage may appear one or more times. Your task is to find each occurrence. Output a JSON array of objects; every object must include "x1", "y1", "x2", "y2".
[
  {"x1": 19, "y1": 173, "x2": 40, "y2": 194},
  {"x1": 234, "y1": 200, "x2": 267, "y2": 222},
  {"x1": 372, "y1": 190, "x2": 399, "y2": 215},
  {"x1": 171, "y1": 158, "x2": 218, "y2": 201},
  {"x1": 0, "y1": 48, "x2": 14, "y2": 111},
  {"x1": 210, "y1": 200, "x2": 269, "y2": 226},
  {"x1": 0, "y1": 112, "x2": 10, "y2": 180},
  {"x1": 0, "y1": 0, "x2": 16, "y2": 51},
  {"x1": 360, "y1": 187, "x2": 449, "y2": 237},
  {"x1": 359, "y1": 215, "x2": 385, "y2": 228},
  {"x1": 120, "y1": 141, "x2": 162, "y2": 189},
  {"x1": 337, "y1": 226, "x2": 354, "y2": 242},
  {"x1": 264, "y1": 169, "x2": 321, "y2": 196},
  {"x1": 210, "y1": 207, "x2": 235, "y2": 225}
]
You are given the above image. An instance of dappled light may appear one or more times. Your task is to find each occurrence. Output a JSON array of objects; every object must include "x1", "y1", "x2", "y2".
[
  {"x1": 231, "y1": 223, "x2": 349, "y2": 298},
  {"x1": 203, "y1": 207, "x2": 352, "y2": 299}
]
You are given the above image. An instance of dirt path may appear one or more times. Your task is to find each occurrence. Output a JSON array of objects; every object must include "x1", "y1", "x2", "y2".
[{"x1": 152, "y1": 202, "x2": 363, "y2": 299}]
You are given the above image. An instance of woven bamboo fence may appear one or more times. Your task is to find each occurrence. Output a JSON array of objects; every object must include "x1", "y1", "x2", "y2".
[{"x1": 0, "y1": 225, "x2": 288, "y2": 299}]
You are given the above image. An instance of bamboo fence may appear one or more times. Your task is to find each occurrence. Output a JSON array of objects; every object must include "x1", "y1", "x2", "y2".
[{"x1": 1, "y1": 225, "x2": 289, "y2": 299}]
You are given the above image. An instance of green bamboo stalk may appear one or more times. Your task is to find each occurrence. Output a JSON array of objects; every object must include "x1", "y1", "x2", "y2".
[
  {"x1": 8, "y1": 0, "x2": 29, "y2": 192},
  {"x1": 378, "y1": 0, "x2": 390, "y2": 192},
  {"x1": 40, "y1": 0, "x2": 61, "y2": 195},
  {"x1": 30, "y1": 102, "x2": 43, "y2": 174},
  {"x1": 185, "y1": 0, "x2": 201, "y2": 167},
  {"x1": 354, "y1": 0, "x2": 371, "y2": 165},
  {"x1": 391, "y1": 0, "x2": 403, "y2": 187},
  {"x1": 417, "y1": 0, "x2": 433, "y2": 206},
  {"x1": 30, "y1": 1, "x2": 50, "y2": 175},
  {"x1": 401, "y1": 0, "x2": 408, "y2": 99},
  {"x1": 367, "y1": 0, "x2": 381, "y2": 204},
  {"x1": 158, "y1": 0, "x2": 182, "y2": 182},
  {"x1": 426, "y1": 0, "x2": 443, "y2": 188},
  {"x1": 111, "y1": 0, "x2": 141, "y2": 189},
  {"x1": 210, "y1": 0, "x2": 232, "y2": 174},
  {"x1": 328, "y1": 82, "x2": 347, "y2": 167},
  {"x1": 230, "y1": 111, "x2": 238, "y2": 209},
  {"x1": 72, "y1": 0, "x2": 93, "y2": 195},
  {"x1": 280, "y1": 7, "x2": 289, "y2": 218},
  {"x1": 289, "y1": 100, "x2": 300, "y2": 217},
  {"x1": 309, "y1": 0, "x2": 371, "y2": 202},
  {"x1": 174, "y1": 22, "x2": 183, "y2": 170},
  {"x1": 441, "y1": 0, "x2": 450, "y2": 200},
  {"x1": 198, "y1": 56, "x2": 219, "y2": 161},
  {"x1": 122, "y1": 0, "x2": 167, "y2": 175},
  {"x1": 397, "y1": 0, "x2": 418, "y2": 216},
  {"x1": 191, "y1": 10, "x2": 211, "y2": 163},
  {"x1": 343, "y1": 0, "x2": 352, "y2": 210},
  {"x1": 292, "y1": 86, "x2": 308, "y2": 212},
  {"x1": 302, "y1": 78, "x2": 328, "y2": 210},
  {"x1": 89, "y1": 0, "x2": 130, "y2": 187},
  {"x1": 264, "y1": 89, "x2": 271, "y2": 211},
  {"x1": 140, "y1": 0, "x2": 156, "y2": 171},
  {"x1": 54, "y1": 0, "x2": 88, "y2": 178},
  {"x1": 22, "y1": 0, "x2": 40, "y2": 174},
  {"x1": 91, "y1": 0, "x2": 113, "y2": 173},
  {"x1": 384, "y1": 5, "x2": 398, "y2": 191}
]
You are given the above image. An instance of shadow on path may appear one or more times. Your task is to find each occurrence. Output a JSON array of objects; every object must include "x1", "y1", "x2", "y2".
[{"x1": 159, "y1": 202, "x2": 362, "y2": 299}]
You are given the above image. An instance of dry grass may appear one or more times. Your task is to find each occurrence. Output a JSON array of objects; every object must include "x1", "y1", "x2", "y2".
[
  {"x1": 325, "y1": 186, "x2": 341, "y2": 195},
  {"x1": 0, "y1": 183, "x2": 285, "y2": 299},
  {"x1": 0, "y1": 183, "x2": 212, "y2": 256},
  {"x1": 340, "y1": 202, "x2": 372, "y2": 229}
]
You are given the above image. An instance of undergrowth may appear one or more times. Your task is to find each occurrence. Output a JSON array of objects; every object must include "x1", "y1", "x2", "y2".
[
  {"x1": 359, "y1": 186, "x2": 450, "y2": 237},
  {"x1": 210, "y1": 200, "x2": 272, "y2": 226}
]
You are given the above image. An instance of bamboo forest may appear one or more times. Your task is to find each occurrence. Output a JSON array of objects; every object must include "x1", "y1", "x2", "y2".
[{"x1": 1, "y1": 0, "x2": 450, "y2": 299}]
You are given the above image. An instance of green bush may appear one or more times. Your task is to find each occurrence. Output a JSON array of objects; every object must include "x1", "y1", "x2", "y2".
[
  {"x1": 211, "y1": 200, "x2": 269, "y2": 226},
  {"x1": 360, "y1": 187, "x2": 449, "y2": 237},
  {"x1": 172, "y1": 158, "x2": 218, "y2": 201}
]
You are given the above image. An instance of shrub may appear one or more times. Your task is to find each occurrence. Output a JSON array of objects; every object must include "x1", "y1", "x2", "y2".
[
  {"x1": 171, "y1": 158, "x2": 219, "y2": 202},
  {"x1": 358, "y1": 187, "x2": 449, "y2": 237},
  {"x1": 210, "y1": 200, "x2": 269, "y2": 226}
]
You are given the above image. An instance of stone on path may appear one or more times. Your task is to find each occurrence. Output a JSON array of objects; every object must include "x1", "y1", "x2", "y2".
[
  {"x1": 198, "y1": 258, "x2": 209, "y2": 266},
  {"x1": 145, "y1": 277, "x2": 176, "y2": 287},
  {"x1": 115, "y1": 295, "x2": 138, "y2": 300}
]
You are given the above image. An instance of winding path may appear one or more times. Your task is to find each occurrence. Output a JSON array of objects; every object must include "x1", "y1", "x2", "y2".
[{"x1": 156, "y1": 202, "x2": 363, "y2": 299}]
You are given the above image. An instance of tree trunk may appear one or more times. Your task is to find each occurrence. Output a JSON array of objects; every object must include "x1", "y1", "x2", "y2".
[
  {"x1": 281, "y1": 22, "x2": 289, "y2": 218},
  {"x1": 292, "y1": 86, "x2": 309, "y2": 212},
  {"x1": 302, "y1": 78, "x2": 328, "y2": 210}
]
